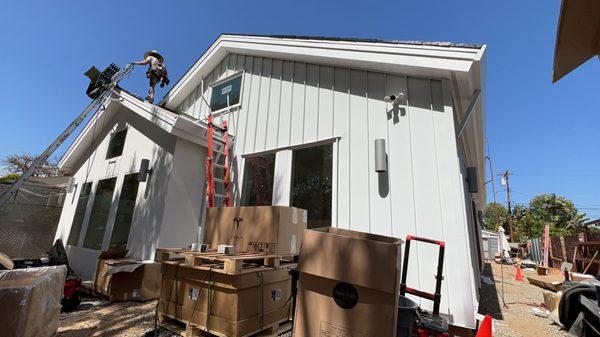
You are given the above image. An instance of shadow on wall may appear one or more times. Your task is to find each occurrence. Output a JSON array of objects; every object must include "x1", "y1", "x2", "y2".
[{"x1": 126, "y1": 136, "x2": 174, "y2": 261}]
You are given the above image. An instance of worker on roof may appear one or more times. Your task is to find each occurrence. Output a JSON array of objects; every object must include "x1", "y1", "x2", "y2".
[{"x1": 133, "y1": 50, "x2": 170, "y2": 103}]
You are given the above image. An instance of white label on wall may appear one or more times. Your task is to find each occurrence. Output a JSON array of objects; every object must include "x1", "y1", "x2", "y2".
[
  {"x1": 188, "y1": 288, "x2": 199, "y2": 300},
  {"x1": 292, "y1": 208, "x2": 298, "y2": 224},
  {"x1": 132, "y1": 289, "x2": 141, "y2": 298},
  {"x1": 303, "y1": 210, "x2": 308, "y2": 223}
]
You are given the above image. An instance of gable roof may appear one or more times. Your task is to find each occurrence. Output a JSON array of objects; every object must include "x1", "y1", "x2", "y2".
[
  {"x1": 162, "y1": 34, "x2": 486, "y2": 110},
  {"x1": 58, "y1": 88, "x2": 214, "y2": 172}
]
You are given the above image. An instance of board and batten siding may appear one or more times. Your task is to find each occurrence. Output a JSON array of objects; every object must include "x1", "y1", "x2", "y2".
[{"x1": 177, "y1": 53, "x2": 478, "y2": 327}]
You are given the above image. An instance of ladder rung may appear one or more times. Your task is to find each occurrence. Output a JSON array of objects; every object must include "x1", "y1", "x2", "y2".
[
  {"x1": 214, "y1": 193, "x2": 228, "y2": 198},
  {"x1": 213, "y1": 178, "x2": 228, "y2": 184},
  {"x1": 213, "y1": 163, "x2": 228, "y2": 169}
]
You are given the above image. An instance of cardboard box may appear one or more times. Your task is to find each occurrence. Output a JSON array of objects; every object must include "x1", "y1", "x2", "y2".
[
  {"x1": 293, "y1": 227, "x2": 403, "y2": 337},
  {"x1": 159, "y1": 263, "x2": 291, "y2": 336},
  {"x1": 204, "y1": 206, "x2": 307, "y2": 255},
  {"x1": 94, "y1": 250, "x2": 161, "y2": 302},
  {"x1": 0, "y1": 265, "x2": 66, "y2": 337}
]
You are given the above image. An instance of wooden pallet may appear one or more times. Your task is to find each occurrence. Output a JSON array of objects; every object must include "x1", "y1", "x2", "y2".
[
  {"x1": 157, "y1": 311, "x2": 292, "y2": 337},
  {"x1": 155, "y1": 248, "x2": 298, "y2": 275}
]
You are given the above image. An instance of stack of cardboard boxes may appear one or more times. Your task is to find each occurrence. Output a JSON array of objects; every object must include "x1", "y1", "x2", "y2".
[{"x1": 157, "y1": 206, "x2": 307, "y2": 337}]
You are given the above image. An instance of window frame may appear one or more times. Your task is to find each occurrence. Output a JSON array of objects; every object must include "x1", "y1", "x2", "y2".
[
  {"x1": 240, "y1": 152, "x2": 276, "y2": 206},
  {"x1": 108, "y1": 173, "x2": 141, "y2": 250},
  {"x1": 209, "y1": 71, "x2": 244, "y2": 115},
  {"x1": 105, "y1": 126, "x2": 128, "y2": 160},
  {"x1": 82, "y1": 176, "x2": 118, "y2": 250}
]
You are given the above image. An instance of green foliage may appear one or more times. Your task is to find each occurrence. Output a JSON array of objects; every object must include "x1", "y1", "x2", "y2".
[
  {"x1": 0, "y1": 172, "x2": 21, "y2": 182},
  {"x1": 487, "y1": 193, "x2": 588, "y2": 241},
  {"x1": 483, "y1": 202, "x2": 509, "y2": 231}
]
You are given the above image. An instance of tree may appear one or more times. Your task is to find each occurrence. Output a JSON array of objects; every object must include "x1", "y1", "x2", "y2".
[
  {"x1": 483, "y1": 202, "x2": 509, "y2": 231},
  {"x1": 2, "y1": 153, "x2": 60, "y2": 178},
  {"x1": 503, "y1": 193, "x2": 588, "y2": 241},
  {"x1": 527, "y1": 193, "x2": 588, "y2": 236}
]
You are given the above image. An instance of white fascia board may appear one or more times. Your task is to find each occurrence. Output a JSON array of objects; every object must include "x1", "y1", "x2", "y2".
[
  {"x1": 165, "y1": 35, "x2": 484, "y2": 109},
  {"x1": 59, "y1": 90, "x2": 209, "y2": 172}
]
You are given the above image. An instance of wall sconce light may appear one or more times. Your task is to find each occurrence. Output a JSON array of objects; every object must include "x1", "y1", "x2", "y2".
[
  {"x1": 467, "y1": 167, "x2": 478, "y2": 193},
  {"x1": 66, "y1": 177, "x2": 76, "y2": 193},
  {"x1": 138, "y1": 159, "x2": 153, "y2": 182},
  {"x1": 374, "y1": 139, "x2": 387, "y2": 173}
]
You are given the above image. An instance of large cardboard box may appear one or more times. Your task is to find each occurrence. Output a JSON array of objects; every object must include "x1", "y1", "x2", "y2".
[
  {"x1": 0, "y1": 265, "x2": 67, "y2": 337},
  {"x1": 204, "y1": 206, "x2": 307, "y2": 255},
  {"x1": 159, "y1": 262, "x2": 291, "y2": 336},
  {"x1": 293, "y1": 227, "x2": 403, "y2": 337},
  {"x1": 94, "y1": 251, "x2": 161, "y2": 302}
]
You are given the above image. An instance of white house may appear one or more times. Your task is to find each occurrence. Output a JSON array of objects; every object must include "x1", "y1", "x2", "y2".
[{"x1": 54, "y1": 34, "x2": 486, "y2": 329}]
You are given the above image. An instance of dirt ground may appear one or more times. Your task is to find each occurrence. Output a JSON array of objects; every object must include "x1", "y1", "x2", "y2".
[
  {"x1": 60, "y1": 263, "x2": 572, "y2": 337},
  {"x1": 58, "y1": 297, "x2": 169, "y2": 337},
  {"x1": 58, "y1": 297, "x2": 292, "y2": 337},
  {"x1": 478, "y1": 262, "x2": 569, "y2": 337}
]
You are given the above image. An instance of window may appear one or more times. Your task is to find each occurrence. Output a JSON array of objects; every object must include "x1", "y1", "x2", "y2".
[
  {"x1": 241, "y1": 154, "x2": 276, "y2": 206},
  {"x1": 67, "y1": 182, "x2": 92, "y2": 246},
  {"x1": 106, "y1": 128, "x2": 127, "y2": 159},
  {"x1": 291, "y1": 144, "x2": 333, "y2": 229},
  {"x1": 109, "y1": 174, "x2": 140, "y2": 249},
  {"x1": 83, "y1": 177, "x2": 117, "y2": 250},
  {"x1": 210, "y1": 74, "x2": 242, "y2": 112}
]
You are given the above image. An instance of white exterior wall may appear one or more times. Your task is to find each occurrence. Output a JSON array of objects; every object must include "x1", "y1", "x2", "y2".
[
  {"x1": 54, "y1": 106, "x2": 205, "y2": 279},
  {"x1": 176, "y1": 53, "x2": 482, "y2": 328}
]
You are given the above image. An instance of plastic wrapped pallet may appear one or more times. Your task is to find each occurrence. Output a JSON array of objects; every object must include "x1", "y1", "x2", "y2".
[{"x1": 0, "y1": 265, "x2": 67, "y2": 337}]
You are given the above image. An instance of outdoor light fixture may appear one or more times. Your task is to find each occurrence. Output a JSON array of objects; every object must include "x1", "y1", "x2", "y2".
[
  {"x1": 138, "y1": 159, "x2": 153, "y2": 182},
  {"x1": 384, "y1": 92, "x2": 405, "y2": 105},
  {"x1": 374, "y1": 139, "x2": 387, "y2": 173},
  {"x1": 66, "y1": 177, "x2": 76, "y2": 193},
  {"x1": 467, "y1": 167, "x2": 478, "y2": 193}
]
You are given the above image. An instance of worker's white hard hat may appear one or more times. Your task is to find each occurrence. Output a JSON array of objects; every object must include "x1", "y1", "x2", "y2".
[{"x1": 144, "y1": 50, "x2": 164, "y2": 62}]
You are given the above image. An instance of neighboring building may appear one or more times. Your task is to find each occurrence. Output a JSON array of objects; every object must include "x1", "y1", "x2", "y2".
[
  {"x1": 1, "y1": 176, "x2": 68, "y2": 259},
  {"x1": 54, "y1": 34, "x2": 486, "y2": 329},
  {"x1": 481, "y1": 229, "x2": 499, "y2": 260}
]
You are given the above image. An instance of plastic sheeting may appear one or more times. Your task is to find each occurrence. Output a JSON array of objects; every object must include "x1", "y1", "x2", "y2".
[{"x1": 0, "y1": 265, "x2": 66, "y2": 337}]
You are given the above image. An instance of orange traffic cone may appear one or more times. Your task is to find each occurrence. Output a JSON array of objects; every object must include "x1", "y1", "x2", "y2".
[
  {"x1": 475, "y1": 315, "x2": 492, "y2": 337},
  {"x1": 514, "y1": 265, "x2": 525, "y2": 282}
]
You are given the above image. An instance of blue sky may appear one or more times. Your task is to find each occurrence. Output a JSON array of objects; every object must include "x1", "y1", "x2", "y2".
[{"x1": 1, "y1": 1, "x2": 599, "y2": 217}]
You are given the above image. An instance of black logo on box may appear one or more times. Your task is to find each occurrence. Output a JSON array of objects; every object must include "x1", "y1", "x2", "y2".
[{"x1": 332, "y1": 282, "x2": 358, "y2": 309}]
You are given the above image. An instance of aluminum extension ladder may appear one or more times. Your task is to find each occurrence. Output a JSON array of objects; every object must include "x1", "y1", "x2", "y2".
[{"x1": 0, "y1": 63, "x2": 134, "y2": 208}]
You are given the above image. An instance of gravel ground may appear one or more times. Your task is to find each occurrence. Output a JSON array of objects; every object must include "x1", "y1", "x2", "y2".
[{"x1": 478, "y1": 262, "x2": 570, "y2": 337}]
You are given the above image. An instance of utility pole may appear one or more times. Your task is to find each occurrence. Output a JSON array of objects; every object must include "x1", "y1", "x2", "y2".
[{"x1": 501, "y1": 170, "x2": 514, "y2": 241}]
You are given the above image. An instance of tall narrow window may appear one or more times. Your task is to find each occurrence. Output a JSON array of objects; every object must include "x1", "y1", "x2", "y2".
[
  {"x1": 67, "y1": 182, "x2": 92, "y2": 246},
  {"x1": 241, "y1": 154, "x2": 276, "y2": 206},
  {"x1": 106, "y1": 128, "x2": 127, "y2": 159},
  {"x1": 109, "y1": 174, "x2": 140, "y2": 249},
  {"x1": 83, "y1": 177, "x2": 117, "y2": 250},
  {"x1": 210, "y1": 74, "x2": 243, "y2": 112},
  {"x1": 291, "y1": 144, "x2": 333, "y2": 229}
]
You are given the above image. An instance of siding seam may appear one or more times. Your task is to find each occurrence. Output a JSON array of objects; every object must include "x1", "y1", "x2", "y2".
[
  {"x1": 252, "y1": 58, "x2": 264, "y2": 152},
  {"x1": 264, "y1": 59, "x2": 273, "y2": 150}
]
